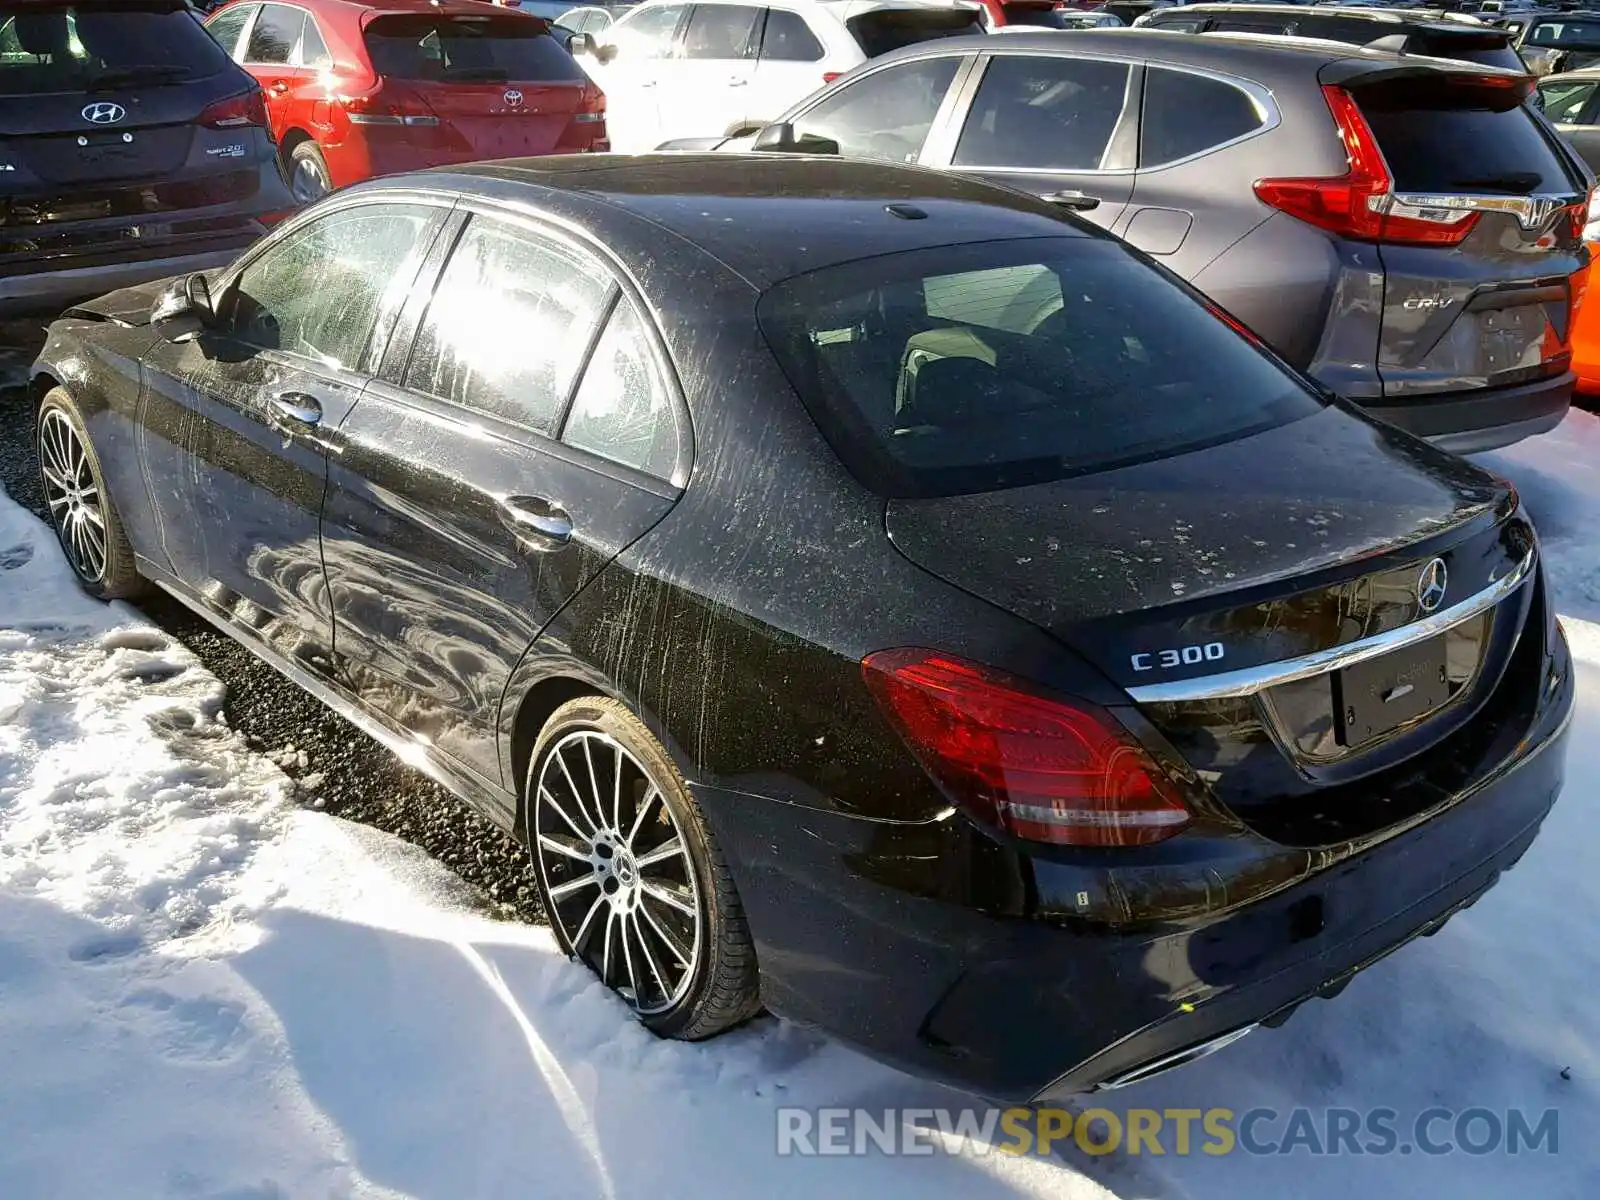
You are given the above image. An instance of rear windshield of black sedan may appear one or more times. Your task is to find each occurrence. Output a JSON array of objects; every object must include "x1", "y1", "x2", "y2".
[{"x1": 759, "y1": 237, "x2": 1324, "y2": 498}]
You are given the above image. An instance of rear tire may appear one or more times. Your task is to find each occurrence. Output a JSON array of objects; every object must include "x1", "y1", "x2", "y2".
[
  {"x1": 525, "y1": 697, "x2": 761, "y2": 1040},
  {"x1": 36, "y1": 387, "x2": 147, "y2": 601},
  {"x1": 288, "y1": 140, "x2": 332, "y2": 204}
]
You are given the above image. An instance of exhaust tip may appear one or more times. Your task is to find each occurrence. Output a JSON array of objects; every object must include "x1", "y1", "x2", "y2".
[{"x1": 1095, "y1": 1024, "x2": 1258, "y2": 1091}]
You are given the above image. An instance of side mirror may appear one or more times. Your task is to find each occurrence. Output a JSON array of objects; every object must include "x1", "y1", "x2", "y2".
[
  {"x1": 750, "y1": 122, "x2": 841, "y2": 156},
  {"x1": 151, "y1": 273, "x2": 213, "y2": 343},
  {"x1": 569, "y1": 31, "x2": 595, "y2": 56}
]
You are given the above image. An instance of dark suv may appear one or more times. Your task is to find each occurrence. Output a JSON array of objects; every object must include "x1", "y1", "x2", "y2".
[
  {"x1": 0, "y1": 0, "x2": 295, "y2": 315},
  {"x1": 695, "y1": 30, "x2": 1591, "y2": 452}
]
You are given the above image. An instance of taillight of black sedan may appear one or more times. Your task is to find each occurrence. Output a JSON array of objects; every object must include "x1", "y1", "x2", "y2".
[{"x1": 33, "y1": 156, "x2": 1572, "y2": 1101}]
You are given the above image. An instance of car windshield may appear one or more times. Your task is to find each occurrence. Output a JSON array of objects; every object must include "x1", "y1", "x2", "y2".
[
  {"x1": 759, "y1": 236, "x2": 1324, "y2": 498},
  {"x1": 364, "y1": 13, "x2": 586, "y2": 82},
  {"x1": 1526, "y1": 19, "x2": 1600, "y2": 48},
  {"x1": 0, "y1": 0, "x2": 229, "y2": 96}
]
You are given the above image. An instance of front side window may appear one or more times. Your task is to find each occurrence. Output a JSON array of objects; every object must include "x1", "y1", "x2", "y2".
[
  {"x1": 953, "y1": 55, "x2": 1130, "y2": 170},
  {"x1": 760, "y1": 9, "x2": 822, "y2": 61},
  {"x1": 607, "y1": 3, "x2": 684, "y2": 60},
  {"x1": 230, "y1": 205, "x2": 437, "y2": 372},
  {"x1": 1140, "y1": 68, "x2": 1264, "y2": 166},
  {"x1": 759, "y1": 236, "x2": 1322, "y2": 497},
  {"x1": 404, "y1": 219, "x2": 613, "y2": 433},
  {"x1": 680, "y1": 3, "x2": 759, "y2": 59},
  {"x1": 1538, "y1": 77, "x2": 1599, "y2": 123},
  {"x1": 243, "y1": 2, "x2": 303, "y2": 65},
  {"x1": 792, "y1": 57, "x2": 960, "y2": 163},
  {"x1": 563, "y1": 298, "x2": 679, "y2": 478}
]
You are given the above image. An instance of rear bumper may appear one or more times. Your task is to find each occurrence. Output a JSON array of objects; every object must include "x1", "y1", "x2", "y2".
[
  {"x1": 0, "y1": 244, "x2": 249, "y2": 317},
  {"x1": 695, "y1": 620, "x2": 1572, "y2": 1102},
  {"x1": 1362, "y1": 373, "x2": 1573, "y2": 455}
]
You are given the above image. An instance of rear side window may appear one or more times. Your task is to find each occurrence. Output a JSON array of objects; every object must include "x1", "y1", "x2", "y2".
[
  {"x1": 563, "y1": 298, "x2": 680, "y2": 479},
  {"x1": 1356, "y1": 79, "x2": 1577, "y2": 195},
  {"x1": 300, "y1": 15, "x2": 331, "y2": 69},
  {"x1": 846, "y1": 9, "x2": 982, "y2": 58},
  {"x1": 1140, "y1": 67, "x2": 1264, "y2": 166},
  {"x1": 405, "y1": 219, "x2": 613, "y2": 434},
  {"x1": 680, "y1": 3, "x2": 759, "y2": 59},
  {"x1": 205, "y1": 4, "x2": 255, "y2": 58},
  {"x1": 0, "y1": 2, "x2": 232, "y2": 95},
  {"x1": 365, "y1": 13, "x2": 585, "y2": 82},
  {"x1": 759, "y1": 237, "x2": 1322, "y2": 498},
  {"x1": 760, "y1": 9, "x2": 822, "y2": 61},
  {"x1": 244, "y1": 3, "x2": 303, "y2": 65},
  {"x1": 953, "y1": 56, "x2": 1131, "y2": 171},
  {"x1": 1526, "y1": 19, "x2": 1600, "y2": 48},
  {"x1": 793, "y1": 57, "x2": 959, "y2": 163}
]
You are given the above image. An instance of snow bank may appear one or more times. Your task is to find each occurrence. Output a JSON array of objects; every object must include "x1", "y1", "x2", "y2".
[{"x1": 1, "y1": 408, "x2": 1597, "y2": 1198}]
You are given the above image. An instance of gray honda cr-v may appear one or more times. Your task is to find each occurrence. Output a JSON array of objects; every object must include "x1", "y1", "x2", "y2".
[
  {"x1": 0, "y1": 0, "x2": 295, "y2": 315},
  {"x1": 676, "y1": 30, "x2": 1593, "y2": 452}
]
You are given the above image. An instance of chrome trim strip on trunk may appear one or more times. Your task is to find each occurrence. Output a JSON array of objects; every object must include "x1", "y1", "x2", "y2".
[
  {"x1": 1127, "y1": 550, "x2": 1536, "y2": 704},
  {"x1": 1094, "y1": 1024, "x2": 1258, "y2": 1091}
]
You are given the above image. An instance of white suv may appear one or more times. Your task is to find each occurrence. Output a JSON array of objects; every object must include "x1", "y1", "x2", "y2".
[{"x1": 574, "y1": 0, "x2": 985, "y2": 151}]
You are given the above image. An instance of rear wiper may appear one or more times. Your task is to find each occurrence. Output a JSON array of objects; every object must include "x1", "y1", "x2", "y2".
[
  {"x1": 85, "y1": 65, "x2": 192, "y2": 90},
  {"x1": 441, "y1": 67, "x2": 509, "y2": 82},
  {"x1": 1448, "y1": 173, "x2": 1543, "y2": 195}
]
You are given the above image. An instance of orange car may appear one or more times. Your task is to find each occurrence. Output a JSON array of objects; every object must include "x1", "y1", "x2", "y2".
[{"x1": 1575, "y1": 260, "x2": 1600, "y2": 394}]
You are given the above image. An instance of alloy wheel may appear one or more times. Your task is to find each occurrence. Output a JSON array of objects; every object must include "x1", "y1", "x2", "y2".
[
  {"x1": 38, "y1": 408, "x2": 108, "y2": 584},
  {"x1": 533, "y1": 730, "x2": 703, "y2": 1014},
  {"x1": 291, "y1": 155, "x2": 330, "y2": 203}
]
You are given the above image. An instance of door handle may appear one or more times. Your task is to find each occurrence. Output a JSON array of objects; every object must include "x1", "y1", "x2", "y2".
[
  {"x1": 640, "y1": 79, "x2": 657, "y2": 88},
  {"x1": 269, "y1": 392, "x2": 323, "y2": 426},
  {"x1": 270, "y1": 80, "x2": 290, "y2": 94},
  {"x1": 1040, "y1": 189, "x2": 1102, "y2": 212},
  {"x1": 499, "y1": 496, "x2": 573, "y2": 551},
  {"x1": 728, "y1": 77, "x2": 748, "y2": 87}
]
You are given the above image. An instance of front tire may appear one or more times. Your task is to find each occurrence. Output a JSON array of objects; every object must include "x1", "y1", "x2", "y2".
[
  {"x1": 526, "y1": 697, "x2": 761, "y2": 1039},
  {"x1": 36, "y1": 388, "x2": 147, "y2": 601}
]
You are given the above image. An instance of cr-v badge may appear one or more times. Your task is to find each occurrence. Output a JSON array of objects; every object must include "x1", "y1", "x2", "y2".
[{"x1": 82, "y1": 102, "x2": 126, "y2": 125}]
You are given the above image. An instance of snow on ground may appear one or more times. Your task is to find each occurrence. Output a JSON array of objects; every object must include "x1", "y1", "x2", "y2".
[{"x1": 2, "y1": 413, "x2": 1599, "y2": 1198}]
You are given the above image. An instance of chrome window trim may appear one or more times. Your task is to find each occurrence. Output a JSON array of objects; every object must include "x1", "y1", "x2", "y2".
[{"x1": 1126, "y1": 550, "x2": 1536, "y2": 704}]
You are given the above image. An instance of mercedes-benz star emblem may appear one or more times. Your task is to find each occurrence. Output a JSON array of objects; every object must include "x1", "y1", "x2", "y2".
[
  {"x1": 504, "y1": 89, "x2": 523, "y2": 107},
  {"x1": 1416, "y1": 558, "x2": 1448, "y2": 613},
  {"x1": 82, "y1": 101, "x2": 126, "y2": 125}
]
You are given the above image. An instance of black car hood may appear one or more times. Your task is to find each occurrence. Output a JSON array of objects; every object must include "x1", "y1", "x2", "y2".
[
  {"x1": 885, "y1": 406, "x2": 1517, "y2": 687},
  {"x1": 64, "y1": 275, "x2": 180, "y2": 326}
]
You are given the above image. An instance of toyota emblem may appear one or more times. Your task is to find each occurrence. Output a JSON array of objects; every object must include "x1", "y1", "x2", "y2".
[
  {"x1": 504, "y1": 89, "x2": 523, "y2": 106},
  {"x1": 82, "y1": 101, "x2": 126, "y2": 125},
  {"x1": 1416, "y1": 558, "x2": 1448, "y2": 613}
]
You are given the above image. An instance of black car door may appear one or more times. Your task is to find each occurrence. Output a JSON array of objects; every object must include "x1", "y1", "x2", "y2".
[
  {"x1": 138, "y1": 198, "x2": 449, "y2": 674},
  {"x1": 320, "y1": 205, "x2": 690, "y2": 791},
  {"x1": 920, "y1": 51, "x2": 1140, "y2": 229}
]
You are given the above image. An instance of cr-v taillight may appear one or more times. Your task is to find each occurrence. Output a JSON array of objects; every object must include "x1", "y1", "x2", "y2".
[
  {"x1": 1253, "y1": 84, "x2": 1479, "y2": 247},
  {"x1": 861, "y1": 649, "x2": 1191, "y2": 848},
  {"x1": 199, "y1": 89, "x2": 269, "y2": 131}
]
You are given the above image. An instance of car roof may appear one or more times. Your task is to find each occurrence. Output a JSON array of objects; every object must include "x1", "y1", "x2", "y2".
[
  {"x1": 870, "y1": 26, "x2": 1525, "y2": 74},
  {"x1": 1164, "y1": 3, "x2": 1496, "y2": 26},
  {"x1": 249, "y1": 0, "x2": 538, "y2": 20},
  {"x1": 383, "y1": 154, "x2": 1096, "y2": 288}
]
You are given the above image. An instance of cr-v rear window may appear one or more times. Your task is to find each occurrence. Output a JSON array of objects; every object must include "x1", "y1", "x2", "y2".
[
  {"x1": 0, "y1": 0, "x2": 230, "y2": 96},
  {"x1": 759, "y1": 237, "x2": 1323, "y2": 498},
  {"x1": 364, "y1": 13, "x2": 586, "y2": 81},
  {"x1": 847, "y1": 9, "x2": 984, "y2": 57},
  {"x1": 1355, "y1": 77, "x2": 1578, "y2": 195}
]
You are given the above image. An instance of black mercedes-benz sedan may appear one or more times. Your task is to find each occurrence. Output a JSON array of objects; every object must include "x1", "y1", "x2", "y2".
[{"x1": 30, "y1": 155, "x2": 1573, "y2": 1101}]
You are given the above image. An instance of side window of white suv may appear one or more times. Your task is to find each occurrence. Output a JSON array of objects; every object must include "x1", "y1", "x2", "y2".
[{"x1": 608, "y1": 3, "x2": 685, "y2": 60}]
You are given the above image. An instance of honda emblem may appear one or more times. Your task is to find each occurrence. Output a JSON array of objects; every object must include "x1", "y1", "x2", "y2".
[{"x1": 82, "y1": 101, "x2": 126, "y2": 125}]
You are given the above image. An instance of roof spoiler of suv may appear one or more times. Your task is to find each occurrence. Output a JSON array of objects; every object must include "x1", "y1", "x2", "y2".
[{"x1": 1321, "y1": 57, "x2": 1534, "y2": 103}]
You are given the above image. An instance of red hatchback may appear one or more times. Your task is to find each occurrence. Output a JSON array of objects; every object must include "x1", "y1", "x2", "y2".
[{"x1": 203, "y1": 0, "x2": 607, "y2": 202}]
